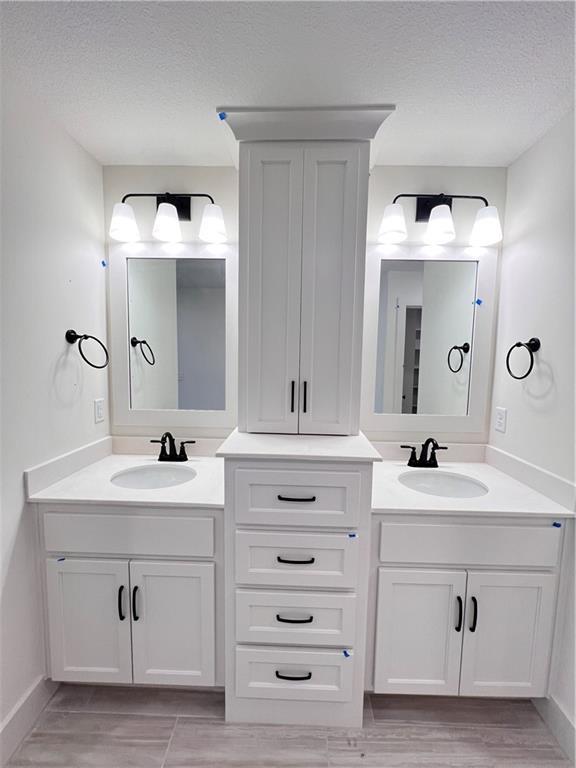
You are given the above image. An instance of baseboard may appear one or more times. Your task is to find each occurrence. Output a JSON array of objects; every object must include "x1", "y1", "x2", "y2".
[
  {"x1": 485, "y1": 445, "x2": 575, "y2": 510},
  {"x1": 0, "y1": 676, "x2": 58, "y2": 766},
  {"x1": 25, "y1": 437, "x2": 112, "y2": 498},
  {"x1": 533, "y1": 696, "x2": 575, "y2": 764}
]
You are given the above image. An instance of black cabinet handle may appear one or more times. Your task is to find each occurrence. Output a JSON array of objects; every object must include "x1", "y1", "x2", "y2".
[
  {"x1": 277, "y1": 495, "x2": 317, "y2": 503},
  {"x1": 290, "y1": 380, "x2": 295, "y2": 413},
  {"x1": 118, "y1": 586, "x2": 126, "y2": 621},
  {"x1": 277, "y1": 556, "x2": 315, "y2": 565},
  {"x1": 132, "y1": 586, "x2": 140, "y2": 621},
  {"x1": 302, "y1": 381, "x2": 307, "y2": 413},
  {"x1": 455, "y1": 596, "x2": 463, "y2": 632},
  {"x1": 469, "y1": 596, "x2": 478, "y2": 633},
  {"x1": 275, "y1": 671, "x2": 312, "y2": 682},
  {"x1": 276, "y1": 614, "x2": 314, "y2": 624}
]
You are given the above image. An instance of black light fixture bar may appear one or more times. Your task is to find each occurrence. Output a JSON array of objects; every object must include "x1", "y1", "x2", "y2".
[
  {"x1": 392, "y1": 193, "x2": 489, "y2": 223},
  {"x1": 120, "y1": 192, "x2": 216, "y2": 222}
]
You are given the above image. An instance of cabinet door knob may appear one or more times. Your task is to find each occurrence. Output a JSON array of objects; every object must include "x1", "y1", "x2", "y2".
[
  {"x1": 455, "y1": 595, "x2": 463, "y2": 632},
  {"x1": 275, "y1": 671, "x2": 312, "y2": 682},
  {"x1": 132, "y1": 586, "x2": 140, "y2": 621},
  {"x1": 117, "y1": 586, "x2": 126, "y2": 621},
  {"x1": 276, "y1": 555, "x2": 315, "y2": 565},
  {"x1": 276, "y1": 614, "x2": 314, "y2": 624},
  {"x1": 469, "y1": 596, "x2": 478, "y2": 633}
]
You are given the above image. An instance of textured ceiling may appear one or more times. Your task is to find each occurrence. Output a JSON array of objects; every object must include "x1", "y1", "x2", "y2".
[{"x1": 1, "y1": 1, "x2": 573, "y2": 167}]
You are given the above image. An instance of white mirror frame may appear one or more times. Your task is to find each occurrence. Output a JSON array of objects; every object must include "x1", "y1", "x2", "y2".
[
  {"x1": 109, "y1": 242, "x2": 238, "y2": 435},
  {"x1": 360, "y1": 244, "x2": 498, "y2": 441}
]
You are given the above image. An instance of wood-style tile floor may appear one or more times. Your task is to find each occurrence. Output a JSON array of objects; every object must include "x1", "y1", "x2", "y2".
[{"x1": 8, "y1": 684, "x2": 572, "y2": 767}]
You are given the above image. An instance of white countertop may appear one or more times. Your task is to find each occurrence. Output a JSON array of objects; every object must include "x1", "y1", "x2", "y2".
[
  {"x1": 28, "y1": 454, "x2": 224, "y2": 508},
  {"x1": 371, "y1": 461, "x2": 573, "y2": 517},
  {"x1": 28, "y1": 452, "x2": 573, "y2": 517},
  {"x1": 217, "y1": 429, "x2": 382, "y2": 463}
]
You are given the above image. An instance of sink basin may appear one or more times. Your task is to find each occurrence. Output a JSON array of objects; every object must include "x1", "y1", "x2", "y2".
[
  {"x1": 398, "y1": 470, "x2": 489, "y2": 499},
  {"x1": 111, "y1": 464, "x2": 197, "y2": 490}
]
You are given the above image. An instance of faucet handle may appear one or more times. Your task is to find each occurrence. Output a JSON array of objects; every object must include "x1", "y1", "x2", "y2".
[
  {"x1": 400, "y1": 445, "x2": 418, "y2": 467},
  {"x1": 150, "y1": 438, "x2": 168, "y2": 461},
  {"x1": 429, "y1": 443, "x2": 448, "y2": 468},
  {"x1": 178, "y1": 440, "x2": 196, "y2": 461}
]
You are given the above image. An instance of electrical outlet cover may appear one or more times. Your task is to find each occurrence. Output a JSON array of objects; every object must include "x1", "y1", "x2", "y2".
[
  {"x1": 494, "y1": 406, "x2": 507, "y2": 433},
  {"x1": 94, "y1": 398, "x2": 105, "y2": 424}
]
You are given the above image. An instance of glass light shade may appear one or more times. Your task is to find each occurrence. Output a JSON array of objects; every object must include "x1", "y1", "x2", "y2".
[
  {"x1": 423, "y1": 204, "x2": 456, "y2": 245},
  {"x1": 199, "y1": 203, "x2": 227, "y2": 243},
  {"x1": 152, "y1": 203, "x2": 182, "y2": 243},
  {"x1": 470, "y1": 205, "x2": 503, "y2": 246},
  {"x1": 109, "y1": 203, "x2": 140, "y2": 242},
  {"x1": 378, "y1": 203, "x2": 407, "y2": 244}
]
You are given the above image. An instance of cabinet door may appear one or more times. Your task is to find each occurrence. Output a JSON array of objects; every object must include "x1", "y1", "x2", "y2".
[
  {"x1": 374, "y1": 568, "x2": 466, "y2": 695},
  {"x1": 240, "y1": 143, "x2": 304, "y2": 433},
  {"x1": 460, "y1": 571, "x2": 556, "y2": 697},
  {"x1": 299, "y1": 142, "x2": 369, "y2": 435},
  {"x1": 130, "y1": 561, "x2": 215, "y2": 686},
  {"x1": 46, "y1": 558, "x2": 132, "y2": 683}
]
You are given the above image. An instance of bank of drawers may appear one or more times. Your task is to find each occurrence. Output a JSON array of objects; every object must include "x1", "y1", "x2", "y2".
[{"x1": 233, "y1": 465, "x2": 362, "y2": 704}]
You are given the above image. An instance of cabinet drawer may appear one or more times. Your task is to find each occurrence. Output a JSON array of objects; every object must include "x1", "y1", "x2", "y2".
[
  {"x1": 235, "y1": 530, "x2": 358, "y2": 588},
  {"x1": 236, "y1": 590, "x2": 357, "y2": 646},
  {"x1": 44, "y1": 512, "x2": 214, "y2": 558},
  {"x1": 236, "y1": 646, "x2": 354, "y2": 702},
  {"x1": 235, "y1": 468, "x2": 361, "y2": 527},
  {"x1": 379, "y1": 521, "x2": 561, "y2": 568}
]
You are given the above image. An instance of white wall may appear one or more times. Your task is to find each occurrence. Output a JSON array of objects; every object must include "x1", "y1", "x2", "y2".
[
  {"x1": 128, "y1": 259, "x2": 179, "y2": 410},
  {"x1": 177, "y1": 287, "x2": 226, "y2": 411},
  {"x1": 0, "y1": 82, "x2": 107, "y2": 756},
  {"x1": 418, "y1": 261, "x2": 476, "y2": 416},
  {"x1": 489, "y1": 111, "x2": 575, "y2": 734}
]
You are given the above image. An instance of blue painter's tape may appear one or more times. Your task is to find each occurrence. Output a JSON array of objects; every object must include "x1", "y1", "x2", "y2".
[
  {"x1": 475, "y1": 298, "x2": 483, "y2": 305},
  {"x1": 552, "y1": 522, "x2": 562, "y2": 528},
  {"x1": 348, "y1": 532, "x2": 357, "y2": 539},
  {"x1": 218, "y1": 111, "x2": 227, "y2": 121},
  {"x1": 57, "y1": 557, "x2": 66, "y2": 562},
  {"x1": 343, "y1": 649, "x2": 351, "y2": 658},
  {"x1": 101, "y1": 260, "x2": 107, "y2": 268}
]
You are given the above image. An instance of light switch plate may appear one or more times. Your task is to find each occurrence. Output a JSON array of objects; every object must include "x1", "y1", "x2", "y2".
[
  {"x1": 94, "y1": 398, "x2": 105, "y2": 424},
  {"x1": 494, "y1": 406, "x2": 507, "y2": 433}
]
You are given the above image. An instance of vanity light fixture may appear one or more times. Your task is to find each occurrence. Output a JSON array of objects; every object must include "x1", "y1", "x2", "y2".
[
  {"x1": 380, "y1": 193, "x2": 503, "y2": 247},
  {"x1": 108, "y1": 193, "x2": 228, "y2": 244}
]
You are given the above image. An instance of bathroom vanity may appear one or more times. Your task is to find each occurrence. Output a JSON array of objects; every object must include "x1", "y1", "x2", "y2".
[{"x1": 28, "y1": 448, "x2": 572, "y2": 728}]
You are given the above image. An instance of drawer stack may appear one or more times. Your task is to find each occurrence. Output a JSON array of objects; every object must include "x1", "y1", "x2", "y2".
[{"x1": 223, "y1": 459, "x2": 375, "y2": 728}]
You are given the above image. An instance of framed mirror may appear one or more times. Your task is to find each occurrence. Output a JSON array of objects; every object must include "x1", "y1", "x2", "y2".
[
  {"x1": 361, "y1": 245, "x2": 497, "y2": 439},
  {"x1": 110, "y1": 243, "x2": 238, "y2": 433}
]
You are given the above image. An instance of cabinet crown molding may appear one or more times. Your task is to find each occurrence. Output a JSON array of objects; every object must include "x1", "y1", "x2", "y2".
[{"x1": 216, "y1": 106, "x2": 396, "y2": 141}]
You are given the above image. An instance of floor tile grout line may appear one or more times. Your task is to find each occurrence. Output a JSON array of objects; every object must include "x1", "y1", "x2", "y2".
[{"x1": 160, "y1": 714, "x2": 179, "y2": 768}]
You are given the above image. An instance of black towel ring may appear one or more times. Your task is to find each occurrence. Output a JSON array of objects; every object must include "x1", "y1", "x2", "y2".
[
  {"x1": 447, "y1": 343, "x2": 470, "y2": 373},
  {"x1": 65, "y1": 330, "x2": 109, "y2": 369},
  {"x1": 131, "y1": 336, "x2": 156, "y2": 366},
  {"x1": 506, "y1": 337, "x2": 541, "y2": 380}
]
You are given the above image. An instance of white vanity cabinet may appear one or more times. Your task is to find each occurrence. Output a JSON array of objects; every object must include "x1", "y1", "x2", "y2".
[
  {"x1": 41, "y1": 505, "x2": 220, "y2": 687},
  {"x1": 372, "y1": 515, "x2": 563, "y2": 699},
  {"x1": 218, "y1": 432, "x2": 380, "y2": 728},
  {"x1": 238, "y1": 141, "x2": 369, "y2": 436}
]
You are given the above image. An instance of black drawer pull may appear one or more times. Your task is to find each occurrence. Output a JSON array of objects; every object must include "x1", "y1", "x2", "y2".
[
  {"x1": 470, "y1": 596, "x2": 478, "y2": 633},
  {"x1": 275, "y1": 671, "x2": 312, "y2": 682},
  {"x1": 276, "y1": 614, "x2": 314, "y2": 624},
  {"x1": 117, "y1": 586, "x2": 126, "y2": 621},
  {"x1": 455, "y1": 595, "x2": 463, "y2": 632},
  {"x1": 290, "y1": 380, "x2": 295, "y2": 413},
  {"x1": 277, "y1": 556, "x2": 316, "y2": 565},
  {"x1": 277, "y1": 495, "x2": 317, "y2": 503},
  {"x1": 302, "y1": 381, "x2": 308, "y2": 413},
  {"x1": 132, "y1": 586, "x2": 140, "y2": 621}
]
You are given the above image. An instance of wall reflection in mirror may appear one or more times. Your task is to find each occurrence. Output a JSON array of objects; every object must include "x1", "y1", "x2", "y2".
[
  {"x1": 127, "y1": 258, "x2": 225, "y2": 411},
  {"x1": 374, "y1": 260, "x2": 477, "y2": 416}
]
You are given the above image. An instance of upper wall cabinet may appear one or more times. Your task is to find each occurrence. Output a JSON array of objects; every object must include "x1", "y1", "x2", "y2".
[{"x1": 239, "y1": 141, "x2": 370, "y2": 435}]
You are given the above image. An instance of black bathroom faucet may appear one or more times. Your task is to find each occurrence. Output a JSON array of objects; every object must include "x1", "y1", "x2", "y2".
[
  {"x1": 150, "y1": 431, "x2": 196, "y2": 462},
  {"x1": 401, "y1": 437, "x2": 448, "y2": 468}
]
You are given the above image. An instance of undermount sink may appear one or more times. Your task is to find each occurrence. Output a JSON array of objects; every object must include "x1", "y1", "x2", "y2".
[
  {"x1": 398, "y1": 470, "x2": 489, "y2": 499},
  {"x1": 110, "y1": 464, "x2": 197, "y2": 490}
]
